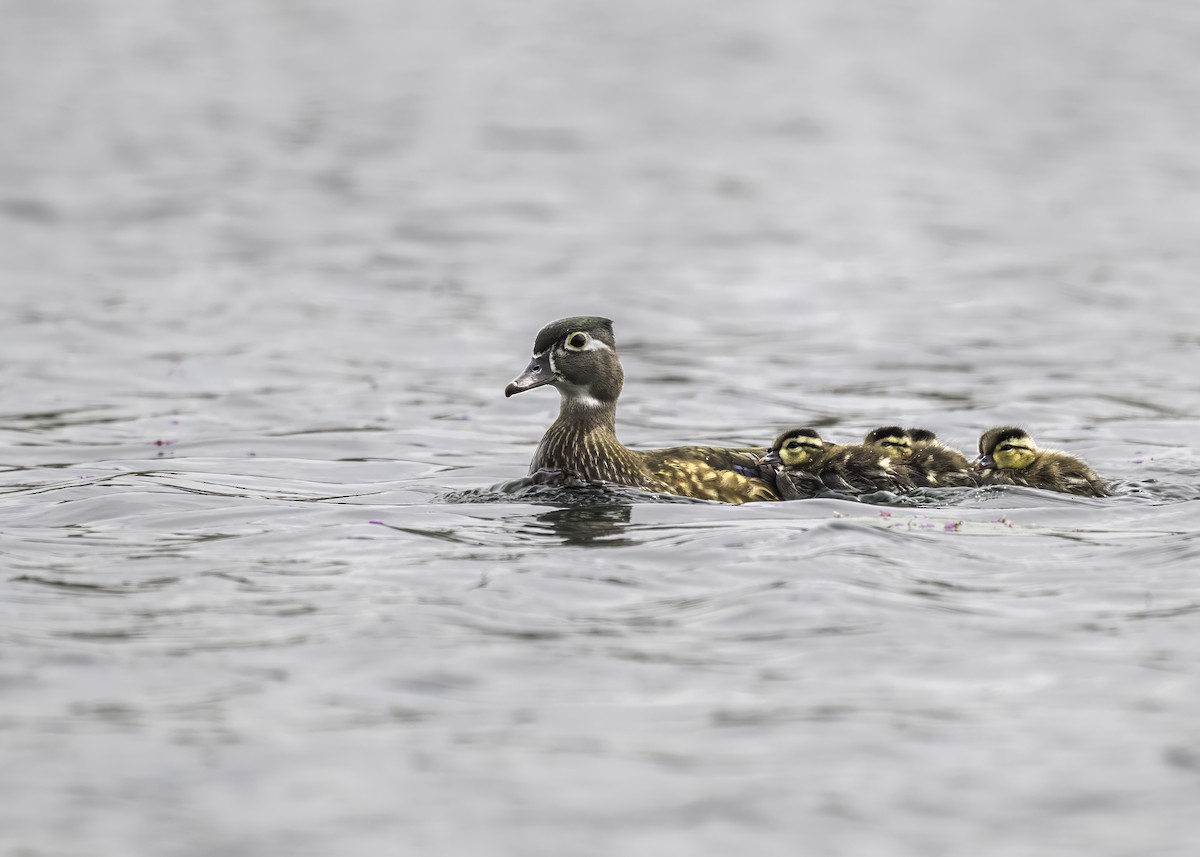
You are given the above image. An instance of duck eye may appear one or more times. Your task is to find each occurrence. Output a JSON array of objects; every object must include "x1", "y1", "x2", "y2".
[
  {"x1": 565, "y1": 332, "x2": 589, "y2": 350},
  {"x1": 785, "y1": 441, "x2": 801, "y2": 451}
]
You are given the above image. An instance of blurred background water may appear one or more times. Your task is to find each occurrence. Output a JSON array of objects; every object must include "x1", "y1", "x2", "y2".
[{"x1": 2, "y1": 1, "x2": 1199, "y2": 855}]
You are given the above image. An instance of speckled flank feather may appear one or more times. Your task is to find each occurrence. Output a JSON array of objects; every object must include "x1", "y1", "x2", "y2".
[{"x1": 646, "y1": 448, "x2": 778, "y2": 503}]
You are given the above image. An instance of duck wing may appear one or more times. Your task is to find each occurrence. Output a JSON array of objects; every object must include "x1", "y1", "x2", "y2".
[{"x1": 643, "y1": 446, "x2": 778, "y2": 503}]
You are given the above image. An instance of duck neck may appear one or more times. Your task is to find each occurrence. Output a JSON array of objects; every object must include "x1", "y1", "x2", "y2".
[{"x1": 530, "y1": 392, "x2": 646, "y2": 483}]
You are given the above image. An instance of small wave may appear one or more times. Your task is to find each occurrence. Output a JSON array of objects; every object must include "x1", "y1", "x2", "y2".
[{"x1": 1108, "y1": 479, "x2": 1200, "y2": 503}]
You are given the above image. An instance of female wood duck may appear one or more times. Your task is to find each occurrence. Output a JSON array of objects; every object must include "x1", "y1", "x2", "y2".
[
  {"x1": 761, "y1": 427, "x2": 917, "y2": 499},
  {"x1": 505, "y1": 316, "x2": 778, "y2": 503},
  {"x1": 974, "y1": 427, "x2": 1109, "y2": 497},
  {"x1": 862, "y1": 426, "x2": 978, "y2": 488}
]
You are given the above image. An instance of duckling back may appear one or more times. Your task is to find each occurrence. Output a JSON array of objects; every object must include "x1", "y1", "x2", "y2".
[
  {"x1": 984, "y1": 451, "x2": 1109, "y2": 497},
  {"x1": 905, "y1": 428, "x2": 978, "y2": 488},
  {"x1": 820, "y1": 443, "x2": 918, "y2": 494}
]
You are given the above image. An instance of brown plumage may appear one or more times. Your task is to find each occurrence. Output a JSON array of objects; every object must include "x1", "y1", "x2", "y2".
[
  {"x1": 505, "y1": 317, "x2": 778, "y2": 504},
  {"x1": 904, "y1": 427, "x2": 978, "y2": 487},
  {"x1": 974, "y1": 427, "x2": 1109, "y2": 497}
]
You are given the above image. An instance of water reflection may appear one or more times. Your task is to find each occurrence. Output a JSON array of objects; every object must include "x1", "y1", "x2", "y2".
[{"x1": 531, "y1": 504, "x2": 635, "y2": 546}]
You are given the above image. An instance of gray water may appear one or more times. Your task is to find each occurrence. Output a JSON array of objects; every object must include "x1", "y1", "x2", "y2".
[{"x1": 3, "y1": 1, "x2": 1200, "y2": 855}]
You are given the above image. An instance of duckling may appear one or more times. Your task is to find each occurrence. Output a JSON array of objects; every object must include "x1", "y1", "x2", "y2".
[
  {"x1": 974, "y1": 427, "x2": 1109, "y2": 497},
  {"x1": 761, "y1": 427, "x2": 917, "y2": 499},
  {"x1": 757, "y1": 428, "x2": 837, "y2": 500},
  {"x1": 505, "y1": 316, "x2": 778, "y2": 504},
  {"x1": 861, "y1": 426, "x2": 915, "y2": 463},
  {"x1": 861, "y1": 426, "x2": 977, "y2": 488},
  {"x1": 897, "y1": 427, "x2": 978, "y2": 488},
  {"x1": 823, "y1": 435, "x2": 920, "y2": 495}
]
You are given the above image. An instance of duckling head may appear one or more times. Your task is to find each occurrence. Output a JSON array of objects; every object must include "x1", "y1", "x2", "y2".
[
  {"x1": 907, "y1": 428, "x2": 938, "y2": 444},
  {"x1": 975, "y1": 426, "x2": 1037, "y2": 471},
  {"x1": 761, "y1": 428, "x2": 826, "y2": 470},
  {"x1": 862, "y1": 426, "x2": 913, "y2": 459},
  {"x1": 505, "y1": 316, "x2": 624, "y2": 407}
]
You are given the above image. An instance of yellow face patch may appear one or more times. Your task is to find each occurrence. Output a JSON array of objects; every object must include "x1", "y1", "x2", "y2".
[
  {"x1": 870, "y1": 435, "x2": 913, "y2": 460},
  {"x1": 779, "y1": 439, "x2": 823, "y2": 468},
  {"x1": 993, "y1": 441, "x2": 1037, "y2": 470}
]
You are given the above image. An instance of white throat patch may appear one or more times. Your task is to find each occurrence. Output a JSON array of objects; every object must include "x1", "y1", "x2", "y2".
[{"x1": 558, "y1": 381, "x2": 604, "y2": 408}]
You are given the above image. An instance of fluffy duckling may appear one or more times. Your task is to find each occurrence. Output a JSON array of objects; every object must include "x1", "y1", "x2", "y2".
[
  {"x1": 761, "y1": 427, "x2": 916, "y2": 499},
  {"x1": 757, "y1": 428, "x2": 837, "y2": 500},
  {"x1": 904, "y1": 427, "x2": 978, "y2": 487},
  {"x1": 862, "y1": 426, "x2": 977, "y2": 487},
  {"x1": 861, "y1": 426, "x2": 913, "y2": 460},
  {"x1": 974, "y1": 427, "x2": 1109, "y2": 497},
  {"x1": 506, "y1": 316, "x2": 778, "y2": 503}
]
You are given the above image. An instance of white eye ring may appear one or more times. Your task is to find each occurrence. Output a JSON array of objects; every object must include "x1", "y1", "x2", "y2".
[{"x1": 564, "y1": 331, "x2": 589, "y2": 351}]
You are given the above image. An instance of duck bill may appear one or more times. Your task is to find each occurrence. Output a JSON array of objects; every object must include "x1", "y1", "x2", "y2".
[
  {"x1": 972, "y1": 454, "x2": 995, "y2": 471},
  {"x1": 505, "y1": 352, "x2": 556, "y2": 397},
  {"x1": 760, "y1": 450, "x2": 783, "y2": 469}
]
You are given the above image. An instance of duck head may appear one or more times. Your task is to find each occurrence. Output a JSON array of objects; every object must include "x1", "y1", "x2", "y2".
[
  {"x1": 862, "y1": 426, "x2": 913, "y2": 459},
  {"x1": 505, "y1": 316, "x2": 624, "y2": 407},
  {"x1": 975, "y1": 426, "x2": 1037, "y2": 471},
  {"x1": 761, "y1": 428, "x2": 826, "y2": 470}
]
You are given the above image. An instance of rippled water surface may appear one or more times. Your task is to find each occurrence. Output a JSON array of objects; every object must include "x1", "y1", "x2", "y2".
[{"x1": 3, "y1": 1, "x2": 1200, "y2": 855}]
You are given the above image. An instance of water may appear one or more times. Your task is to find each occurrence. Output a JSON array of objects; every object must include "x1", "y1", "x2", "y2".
[{"x1": 2, "y1": 1, "x2": 1199, "y2": 854}]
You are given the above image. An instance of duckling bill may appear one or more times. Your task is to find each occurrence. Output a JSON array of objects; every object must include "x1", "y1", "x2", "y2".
[
  {"x1": 506, "y1": 316, "x2": 778, "y2": 504},
  {"x1": 974, "y1": 427, "x2": 1109, "y2": 497}
]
